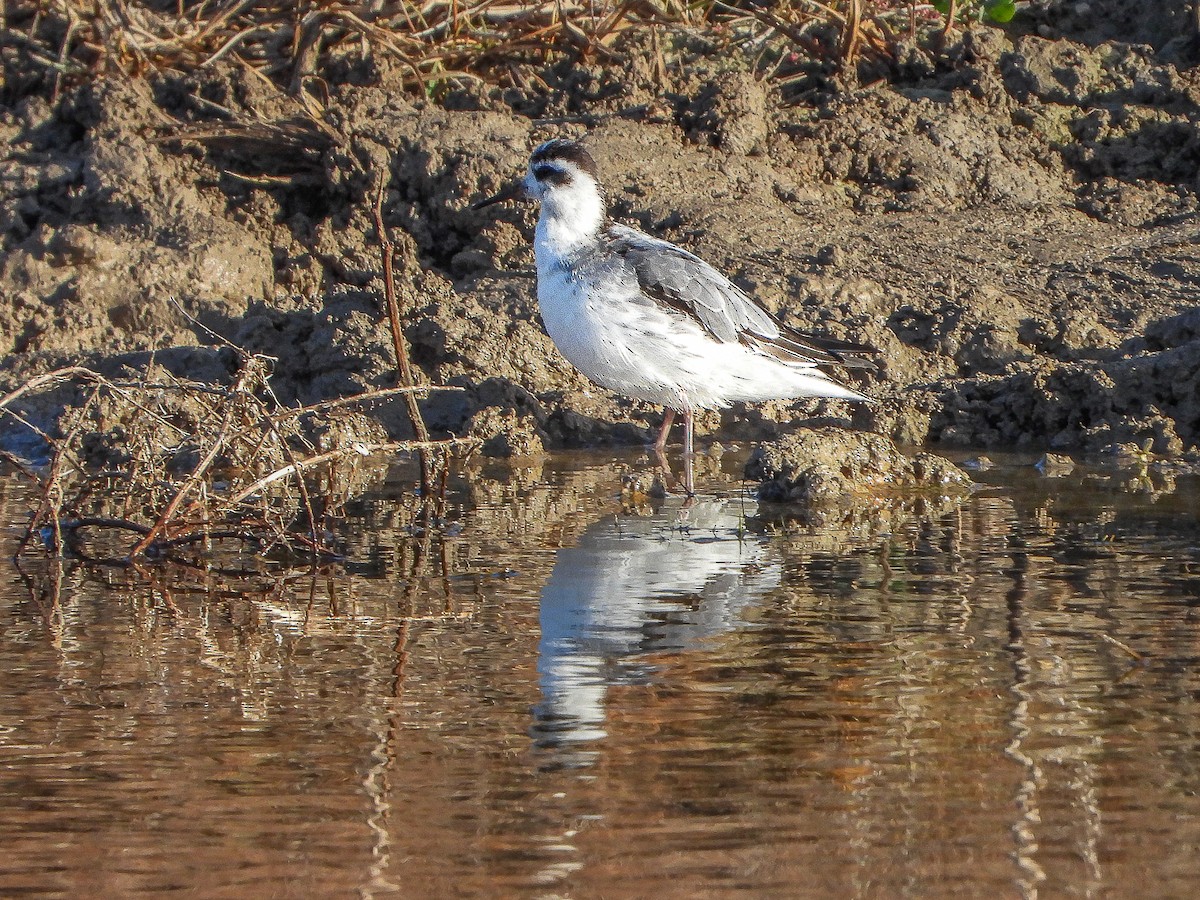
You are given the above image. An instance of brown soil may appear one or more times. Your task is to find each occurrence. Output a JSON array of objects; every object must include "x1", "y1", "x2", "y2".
[
  {"x1": 4, "y1": 0, "x2": 1200, "y2": 466},
  {"x1": 746, "y1": 428, "x2": 972, "y2": 503}
]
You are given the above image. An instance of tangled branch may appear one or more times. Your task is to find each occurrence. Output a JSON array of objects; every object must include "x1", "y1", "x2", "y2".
[{"x1": 1, "y1": 358, "x2": 471, "y2": 565}]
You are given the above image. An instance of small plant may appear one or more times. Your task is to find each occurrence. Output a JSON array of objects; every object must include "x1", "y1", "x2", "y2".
[{"x1": 932, "y1": 0, "x2": 1019, "y2": 24}]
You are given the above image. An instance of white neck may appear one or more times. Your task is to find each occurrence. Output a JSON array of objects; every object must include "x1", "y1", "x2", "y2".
[{"x1": 534, "y1": 181, "x2": 605, "y2": 263}]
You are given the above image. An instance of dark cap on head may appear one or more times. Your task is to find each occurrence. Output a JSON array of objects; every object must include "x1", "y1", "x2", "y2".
[
  {"x1": 530, "y1": 139, "x2": 599, "y2": 180},
  {"x1": 472, "y1": 138, "x2": 600, "y2": 209}
]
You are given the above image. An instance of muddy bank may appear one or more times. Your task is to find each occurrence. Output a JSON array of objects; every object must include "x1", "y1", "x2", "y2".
[{"x1": 3, "y1": 0, "x2": 1200, "y2": 465}]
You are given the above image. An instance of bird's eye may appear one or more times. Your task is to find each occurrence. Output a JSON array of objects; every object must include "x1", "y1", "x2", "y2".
[{"x1": 533, "y1": 164, "x2": 571, "y2": 186}]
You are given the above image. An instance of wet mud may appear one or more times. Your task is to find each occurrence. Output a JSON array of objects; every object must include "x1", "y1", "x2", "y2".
[{"x1": 3, "y1": 0, "x2": 1200, "y2": 474}]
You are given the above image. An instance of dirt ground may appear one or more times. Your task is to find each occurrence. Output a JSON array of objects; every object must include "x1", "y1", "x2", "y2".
[{"x1": 3, "y1": 0, "x2": 1200, "y2": 465}]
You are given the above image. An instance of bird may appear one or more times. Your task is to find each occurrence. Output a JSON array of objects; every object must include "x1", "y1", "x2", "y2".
[{"x1": 472, "y1": 138, "x2": 878, "y2": 494}]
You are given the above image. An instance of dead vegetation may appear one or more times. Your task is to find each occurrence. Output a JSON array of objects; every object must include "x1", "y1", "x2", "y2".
[
  {"x1": 0, "y1": 356, "x2": 453, "y2": 566},
  {"x1": 0, "y1": 1, "x2": 981, "y2": 103},
  {"x1": 1, "y1": 175, "x2": 477, "y2": 567}
]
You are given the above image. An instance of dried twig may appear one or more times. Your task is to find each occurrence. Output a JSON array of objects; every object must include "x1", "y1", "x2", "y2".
[
  {"x1": 1, "y1": 346, "x2": 473, "y2": 566},
  {"x1": 372, "y1": 173, "x2": 435, "y2": 497},
  {"x1": 5, "y1": 0, "x2": 941, "y2": 106},
  {"x1": 225, "y1": 440, "x2": 457, "y2": 506},
  {"x1": 1100, "y1": 632, "x2": 1146, "y2": 663},
  {"x1": 126, "y1": 360, "x2": 254, "y2": 559}
]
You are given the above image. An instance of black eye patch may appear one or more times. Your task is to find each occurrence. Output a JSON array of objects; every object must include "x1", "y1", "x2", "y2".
[{"x1": 533, "y1": 164, "x2": 572, "y2": 186}]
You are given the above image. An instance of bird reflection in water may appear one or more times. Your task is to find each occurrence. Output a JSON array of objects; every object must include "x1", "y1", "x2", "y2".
[{"x1": 532, "y1": 496, "x2": 782, "y2": 766}]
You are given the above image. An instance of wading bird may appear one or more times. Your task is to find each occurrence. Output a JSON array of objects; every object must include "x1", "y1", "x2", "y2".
[{"x1": 473, "y1": 138, "x2": 877, "y2": 493}]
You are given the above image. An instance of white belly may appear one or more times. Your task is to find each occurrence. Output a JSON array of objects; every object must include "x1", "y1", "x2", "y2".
[
  {"x1": 536, "y1": 265, "x2": 864, "y2": 411},
  {"x1": 537, "y1": 267, "x2": 673, "y2": 403}
]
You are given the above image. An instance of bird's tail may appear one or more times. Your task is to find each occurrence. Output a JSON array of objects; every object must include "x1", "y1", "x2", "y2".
[{"x1": 785, "y1": 327, "x2": 880, "y2": 370}]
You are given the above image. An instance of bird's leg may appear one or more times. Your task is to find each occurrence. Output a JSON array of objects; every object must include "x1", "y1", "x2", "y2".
[
  {"x1": 653, "y1": 408, "x2": 675, "y2": 451},
  {"x1": 682, "y1": 409, "x2": 695, "y2": 496},
  {"x1": 649, "y1": 408, "x2": 675, "y2": 492}
]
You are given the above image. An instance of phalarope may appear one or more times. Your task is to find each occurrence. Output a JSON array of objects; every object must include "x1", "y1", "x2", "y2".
[{"x1": 473, "y1": 138, "x2": 878, "y2": 494}]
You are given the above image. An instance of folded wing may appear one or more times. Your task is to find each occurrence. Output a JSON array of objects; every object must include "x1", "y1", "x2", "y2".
[{"x1": 606, "y1": 224, "x2": 878, "y2": 371}]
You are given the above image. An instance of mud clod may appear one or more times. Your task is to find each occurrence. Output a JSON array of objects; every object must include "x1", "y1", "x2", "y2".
[
  {"x1": 466, "y1": 407, "x2": 545, "y2": 458},
  {"x1": 745, "y1": 429, "x2": 971, "y2": 505},
  {"x1": 1036, "y1": 452, "x2": 1076, "y2": 477}
]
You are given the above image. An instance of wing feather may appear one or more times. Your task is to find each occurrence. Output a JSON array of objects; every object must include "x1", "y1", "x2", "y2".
[{"x1": 605, "y1": 224, "x2": 878, "y2": 371}]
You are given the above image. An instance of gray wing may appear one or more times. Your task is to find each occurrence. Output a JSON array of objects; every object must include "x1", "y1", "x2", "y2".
[{"x1": 606, "y1": 224, "x2": 878, "y2": 370}]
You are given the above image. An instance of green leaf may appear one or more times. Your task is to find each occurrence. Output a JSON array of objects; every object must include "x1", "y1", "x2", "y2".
[
  {"x1": 985, "y1": 0, "x2": 1017, "y2": 22},
  {"x1": 932, "y1": 0, "x2": 951, "y2": 12}
]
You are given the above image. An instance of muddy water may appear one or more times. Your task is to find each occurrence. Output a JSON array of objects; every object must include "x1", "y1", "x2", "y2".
[{"x1": 1, "y1": 452, "x2": 1198, "y2": 898}]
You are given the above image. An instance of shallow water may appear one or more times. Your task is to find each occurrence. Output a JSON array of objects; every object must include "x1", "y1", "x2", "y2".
[{"x1": 1, "y1": 451, "x2": 1199, "y2": 898}]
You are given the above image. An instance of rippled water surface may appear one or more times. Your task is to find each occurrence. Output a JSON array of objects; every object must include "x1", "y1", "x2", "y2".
[{"x1": 2, "y1": 452, "x2": 1199, "y2": 898}]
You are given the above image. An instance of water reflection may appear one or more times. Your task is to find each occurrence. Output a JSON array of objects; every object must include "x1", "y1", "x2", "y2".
[
  {"x1": 2, "y1": 457, "x2": 1200, "y2": 898},
  {"x1": 534, "y1": 496, "x2": 779, "y2": 760}
]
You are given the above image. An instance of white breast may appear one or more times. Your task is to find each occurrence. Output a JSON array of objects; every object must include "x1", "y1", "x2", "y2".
[
  {"x1": 537, "y1": 264, "x2": 641, "y2": 391},
  {"x1": 536, "y1": 260, "x2": 714, "y2": 410},
  {"x1": 532, "y1": 224, "x2": 864, "y2": 412}
]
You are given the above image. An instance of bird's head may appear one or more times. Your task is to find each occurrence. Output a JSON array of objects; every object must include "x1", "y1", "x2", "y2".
[{"x1": 472, "y1": 138, "x2": 603, "y2": 214}]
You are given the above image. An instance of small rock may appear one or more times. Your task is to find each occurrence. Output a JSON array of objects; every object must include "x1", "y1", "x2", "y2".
[
  {"x1": 1035, "y1": 453, "x2": 1075, "y2": 477},
  {"x1": 466, "y1": 407, "x2": 545, "y2": 458},
  {"x1": 745, "y1": 427, "x2": 971, "y2": 505},
  {"x1": 961, "y1": 455, "x2": 995, "y2": 472}
]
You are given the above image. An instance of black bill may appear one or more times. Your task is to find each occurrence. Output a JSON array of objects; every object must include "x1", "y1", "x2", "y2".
[{"x1": 471, "y1": 180, "x2": 526, "y2": 210}]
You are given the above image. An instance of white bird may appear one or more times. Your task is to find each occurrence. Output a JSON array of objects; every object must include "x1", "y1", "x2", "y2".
[{"x1": 473, "y1": 138, "x2": 877, "y2": 493}]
